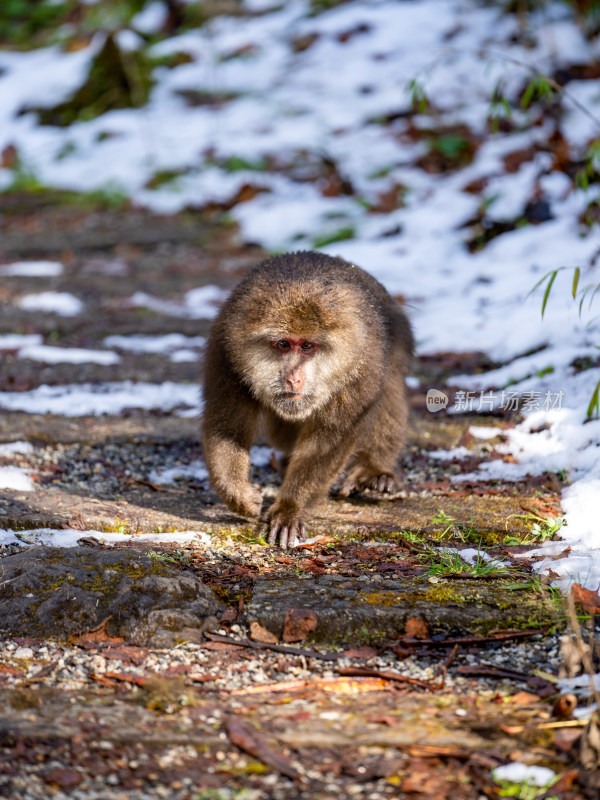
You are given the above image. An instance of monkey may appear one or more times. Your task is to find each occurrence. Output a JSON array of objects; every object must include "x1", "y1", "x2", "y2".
[{"x1": 201, "y1": 251, "x2": 414, "y2": 548}]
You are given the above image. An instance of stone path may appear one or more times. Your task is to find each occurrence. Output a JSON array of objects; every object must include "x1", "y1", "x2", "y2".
[{"x1": 0, "y1": 200, "x2": 579, "y2": 799}]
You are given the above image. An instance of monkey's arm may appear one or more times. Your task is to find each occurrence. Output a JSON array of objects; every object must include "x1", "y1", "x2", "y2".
[
  {"x1": 202, "y1": 349, "x2": 262, "y2": 518},
  {"x1": 266, "y1": 429, "x2": 355, "y2": 548}
]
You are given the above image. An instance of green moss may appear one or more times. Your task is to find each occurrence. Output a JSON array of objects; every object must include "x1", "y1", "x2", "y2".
[{"x1": 423, "y1": 585, "x2": 470, "y2": 604}]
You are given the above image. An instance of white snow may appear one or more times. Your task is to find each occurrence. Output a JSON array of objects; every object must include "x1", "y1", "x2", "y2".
[
  {"x1": 128, "y1": 286, "x2": 228, "y2": 319},
  {"x1": 0, "y1": 334, "x2": 43, "y2": 350},
  {"x1": 492, "y1": 763, "x2": 556, "y2": 788},
  {"x1": 0, "y1": 260, "x2": 63, "y2": 277},
  {"x1": 0, "y1": 382, "x2": 201, "y2": 416},
  {"x1": 148, "y1": 447, "x2": 271, "y2": 486},
  {"x1": 0, "y1": 441, "x2": 33, "y2": 456},
  {"x1": 149, "y1": 459, "x2": 209, "y2": 486},
  {"x1": 17, "y1": 292, "x2": 84, "y2": 317},
  {"x1": 0, "y1": 466, "x2": 34, "y2": 491},
  {"x1": 0, "y1": 528, "x2": 211, "y2": 547},
  {"x1": 104, "y1": 333, "x2": 206, "y2": 354},
  {"x1": 18, "y1": 345, "x2": 120, "y2": 365}
]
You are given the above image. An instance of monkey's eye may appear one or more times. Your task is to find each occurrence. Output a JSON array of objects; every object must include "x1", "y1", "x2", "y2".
[
  {"x1": 300, "y1": 342, "x2": 315, "y2": 352},
  {"x1": 275, "y1": 340, "x2": 291, "y2": 351}
]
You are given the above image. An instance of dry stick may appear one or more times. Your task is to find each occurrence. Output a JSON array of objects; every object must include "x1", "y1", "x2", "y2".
[
  {"x1": 225, "y1": 716, "x2": 301, "y2": 783},
  {"x1": 203, "y1": 631, "x2": 339, "y2": 661},
  {"x1": 336, "y1": 666, "x2": 445, "y2": 691},
  {"x1": 390, "y1": 627, "x2": 550, "y2": 649}
]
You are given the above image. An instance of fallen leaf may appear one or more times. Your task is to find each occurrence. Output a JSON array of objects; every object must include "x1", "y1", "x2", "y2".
[
  {"x1": 0, "y1": 664, "x2": 25, "y2": 676},
  {"x1": 294, "y1": 535, "x2": 338, "y2": 549},
  {"x1": 368, "y1": 715, "x2": 398, "y2": 726},
  {"x1": 553, "y1": 728, "x2": 582, "y2": 752},
  {"x1": 540, "y1": 768, "x2": 578, "y2": 796},
  {"x1": 342, "y1": 646, "x2": 379, "y2": 659},
  {"x1": 220, "y1": 607, "x2": 238, "y2": 625},
  {"x1": 404, "y1": 617, "x2": 429, "y2": 639},
  {"x1": 500, "y1": 724, "x2": 524, "y2": 734},
  {"x1": 225, "y1": 717, "x2": 300, "y2": 781},
  {"x1": 71, "y1": 617, "x2": 124, "y2": 649},
  {"x1": 43, "y1": 768, "x2": 83, "y2": 789},
  {"x1": 100, "y1": 671, "x2": 148, "y2": 687},
  {"x1": 510, "y1": 691, "x2": 541, "y2": 705},
  {"x1": 99, "y1": 645, "x2": 147, "y2": 664},
  {"x1": 282, "y1": 608, "x2": 317, "y2": 643},
  {"x1": 232, "y1": 677, "x2": 391, "y2": 696},
  {"x1": 249, "y1": 621, "x2": 278, "y2": 644},
  {"x1": 571, "y1": 583, "x2": 600, "y2": 615}
]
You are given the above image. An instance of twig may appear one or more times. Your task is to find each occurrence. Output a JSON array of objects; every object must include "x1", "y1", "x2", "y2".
[
  {"x1": 203, "y1": 631, "x2": 339, "y2": 661},
  {"x1": 388, "y1": 627, "x2": 550, "y2": 649},
  {"x1": 336, "y1": 666, "x2": 445, "y2": 691},
  {"x1": 225, "y1": 716, "x2": 301, "y2": 782}
]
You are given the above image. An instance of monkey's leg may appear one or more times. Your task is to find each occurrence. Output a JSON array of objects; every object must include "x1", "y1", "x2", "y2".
[
  {"x1": 266, "y1": 435, "x2": 355, "y2": 548},
  {"x1": 339, "y1": 382, "x2": 408, "y2": 497},
  {"x1": 203, "y1": 406, "x2": 262, "y2": 518}
]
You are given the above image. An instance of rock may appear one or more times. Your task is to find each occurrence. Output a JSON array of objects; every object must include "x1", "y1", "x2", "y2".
[
  {"x1": 0, "y1": 547, "x2": 221, "y2": 646},
  {"x1": 245, "y1": 575, "x2": 559, "y2": 645}
]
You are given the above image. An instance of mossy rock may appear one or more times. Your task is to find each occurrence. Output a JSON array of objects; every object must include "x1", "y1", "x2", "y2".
[{"x1": 0, "y1": 546, "x2": 221, "y2": 645}]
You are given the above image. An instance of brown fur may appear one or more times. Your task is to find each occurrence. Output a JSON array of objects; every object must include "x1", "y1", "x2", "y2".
[{"x1": 202, "y1": 251, "x2": 414, "y2": 547}]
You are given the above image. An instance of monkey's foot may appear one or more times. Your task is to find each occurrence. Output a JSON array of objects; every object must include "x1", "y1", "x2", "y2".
[
  {"x1": 226, "y1": 485, "x2": 263, "y2": 518},
  {"x1": 265, "y1": 511, "x2": 307, "y2": 549},
  {"x1": 339, "y1": 470, "x2": 397, "y2": 497}
]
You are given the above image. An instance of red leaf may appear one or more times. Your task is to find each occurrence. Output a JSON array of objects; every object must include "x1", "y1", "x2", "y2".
[
  {"x1": 282, "y1": 608, "x2": 318, "y2": 643},
  {"x1": 571, "y1": 583, "x2": 600, "y2": 614}
]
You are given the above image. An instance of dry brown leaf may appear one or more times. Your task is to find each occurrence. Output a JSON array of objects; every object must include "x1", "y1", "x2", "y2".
[
  {"x1": 249, "y1": 621, "x2": 278, "y2": 644},
  {"x1": 282, "y1": 608, "x2": 317, "y2": 643},
  {"x1": 404, "y1": 616, "x2": 430, "y2": 639},
  {"x1": 71, "y1": 617, "x2": 124, "y2": 649},
  {"x1": 571, "y1": 583, "x2": 600, "y2": 615},
  {"x1": 510, "y1": 691, "x2": 541, "y2": 705},
  {"x1": 342, "y1": 646, "x2": 379, "y2": 659}
]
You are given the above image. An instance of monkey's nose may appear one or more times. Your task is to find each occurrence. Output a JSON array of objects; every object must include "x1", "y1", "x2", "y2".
[{"x1": 285, "y1": 370, "x2": 304, "y2": 392}]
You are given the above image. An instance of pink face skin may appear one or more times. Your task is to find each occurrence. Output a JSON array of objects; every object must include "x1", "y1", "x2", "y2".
[{"x1": 270, "y1": 338, "x2": 319, "y2": 396}]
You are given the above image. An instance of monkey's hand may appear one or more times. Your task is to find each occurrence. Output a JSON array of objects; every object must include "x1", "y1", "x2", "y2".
[{"x1": 264, "y1": 503, "x2": 307, "y2": 549}]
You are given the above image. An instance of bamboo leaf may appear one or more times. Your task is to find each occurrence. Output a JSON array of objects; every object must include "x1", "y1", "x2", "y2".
[
  {"x1": 541, "y1": 269, "x2": 558, "y2": 318},
  {"x1": 586, "y1": 379, "x2": 600, "y2": 419},
  {"x1": 572, "y1": 267, "x2": 581, "y2": 299}
]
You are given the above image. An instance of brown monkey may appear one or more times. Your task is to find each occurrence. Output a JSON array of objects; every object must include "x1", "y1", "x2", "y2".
[{"x1": 202, "y1": 251, "x2": 413, "y2": 548}]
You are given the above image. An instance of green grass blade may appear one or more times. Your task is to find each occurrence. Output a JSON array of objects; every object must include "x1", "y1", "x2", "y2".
[
  {"x1": 587, "y1": 379, "x2": 600, "y2": 419},
  {"x1": 572, "y1": 267, "x2": 580, "y2": 299},
  {"x1": 541, "y1": 269, "x2": 558, "y2": 318}
]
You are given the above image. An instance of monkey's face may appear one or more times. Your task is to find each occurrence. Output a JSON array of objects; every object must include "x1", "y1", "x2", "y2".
[{"x1": 239, "y1": 334, "x2": 337, "y2": 422}]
